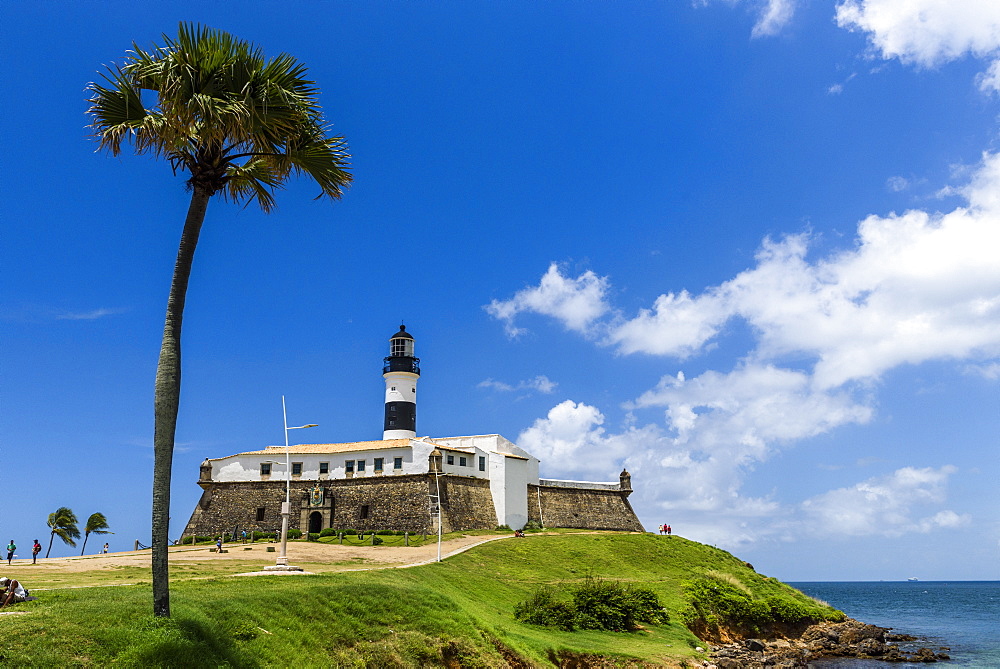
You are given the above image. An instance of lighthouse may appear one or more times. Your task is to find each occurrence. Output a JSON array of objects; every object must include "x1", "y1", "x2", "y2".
[{"x1": 383, "y1": 324, "x2": 420, "y2": 439}]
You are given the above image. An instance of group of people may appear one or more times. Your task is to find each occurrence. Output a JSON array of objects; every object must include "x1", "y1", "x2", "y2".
[
  {"x1": 658, "y1": 524, "x2": 672, "y2": 536},
  {"x1": 5, "y1": 539, "x2": 41, "y2": 566},
  {"x1": 3, "y1": 539, "x2": 109, "y2": 566}
]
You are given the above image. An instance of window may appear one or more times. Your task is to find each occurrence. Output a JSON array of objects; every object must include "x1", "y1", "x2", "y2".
[
  {"x1": 360, "y1": 505, "x2": 369, "y2": 519},
  {"x1": 459, "y1": 456, "x2": 467, "y2": 467},
  {"x1": 388, "y1": 419, "x2": 396, "y2": 426},
  {"x1": 357, "y1": 460, "x2": 366, "y2": 472},
  {"x1": 345, "y1": 460, "x2": 355, "y2": 473},
  {"x1": 260, "y1": 463, "x2": 271, "y2": 476},
  {"x1": 291, "y1": 462, "x2": 302, "y2": 476},
  {"x1": 374, "y1": 458, "x2": 384, "y2": 472},
  {"x1": 479, "y1": 456, "x2": 486, "y2": 472},
  {"x1": 256, "y1": 507, "x2": 265, "y2": 522},
  {"x1": 319, "y1": 462, "x2": 329, "y2": 474},
  {"x1": 389, "y1": 405, "x2": 396, "y2": 412},
  {"x1": 446, "y1": 454, "x2": 454, "y2": 465},
  {"x1": 391, "y1": 386, "x2": 396, "y2": 391},
  {"x1": 394, "y1": 457, "x2": 403, "y2": 470}
]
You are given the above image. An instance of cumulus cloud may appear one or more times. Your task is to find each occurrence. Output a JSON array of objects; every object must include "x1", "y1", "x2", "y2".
[
  {"x1": 490, "y1": 152, "x2": 999, "y2": 548},
  {"x1": 835, "y1": 0, "x2": 1000, "y2": 91},
  {"x1": 801, "y1": 466, "x2": 970, "y2": 536},
  {"x1": 499, "y1": 153, "x2": 1000, "y2": 389},
  {"x1": 478, "y1": 375, "x2": 557, "y2": 394},
  {"x1": 485, "y1": 263, "x2": 610, "y2": 337},
  {"x1": 631, "y1": 365, "x2": 873, "y2": 457}
]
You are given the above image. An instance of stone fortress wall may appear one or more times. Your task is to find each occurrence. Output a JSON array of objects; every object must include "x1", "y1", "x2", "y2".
[{"x1": 182, "y1": 472, "x2": 643, "y2": 537}]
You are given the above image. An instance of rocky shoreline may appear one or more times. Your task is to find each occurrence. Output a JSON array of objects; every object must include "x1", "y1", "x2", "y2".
[{"x1": 708, "y1": 619, "x2": 951, "y2": 667}]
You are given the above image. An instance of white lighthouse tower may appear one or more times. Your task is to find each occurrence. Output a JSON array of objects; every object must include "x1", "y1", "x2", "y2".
[{"x1": 383, "y1": 324, "x2": 420, "y2": 439}]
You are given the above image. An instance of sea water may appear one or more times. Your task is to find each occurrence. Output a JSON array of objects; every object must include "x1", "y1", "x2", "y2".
[{"x1": 788, "y1": 581, "x2": 1000, "y2": 668}]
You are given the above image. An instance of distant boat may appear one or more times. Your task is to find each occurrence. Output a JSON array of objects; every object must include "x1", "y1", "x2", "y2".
[{"x1": 907, "y1": 577, "x2": 919, "y2": 581}]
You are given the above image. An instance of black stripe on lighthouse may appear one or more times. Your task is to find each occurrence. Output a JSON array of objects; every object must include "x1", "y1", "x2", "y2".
[{"x1": 384, "y1": 401, "x2": 416, "y2": 433}]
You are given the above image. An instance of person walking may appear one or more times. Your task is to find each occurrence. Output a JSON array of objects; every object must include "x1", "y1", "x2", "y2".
[
  {"x1": 666, "y1": 525, "x2": 671, "y2": 536},
  {"x1": 102, "y1": 543, "x2": 109, "y2": 554},
  {"x1": 31, "y1": 540, "x2": 41, "y2": 564},
  {"x1": 6, "y1": 540, "x2": 15, "y2": 566}
]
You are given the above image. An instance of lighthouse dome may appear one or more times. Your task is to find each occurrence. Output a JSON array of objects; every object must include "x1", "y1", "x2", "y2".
[{"x1": 390, "y1": 324, "x2": 414, "y2": 341}]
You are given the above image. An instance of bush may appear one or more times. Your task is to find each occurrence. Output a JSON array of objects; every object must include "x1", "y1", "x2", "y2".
[
  {"x1": 319, "y1": 528, "x2": 336, "y2": 538},
  {"x1": 514, "y1": 587, "x2": 575, "y2": 631},
  {"x1": 376, "y1": 530, "x2": 393, "y2": 535},
  {"x1": 514, "y1": 577, "x2": 666, "y2": 632},
  {"x1": 287, "y1": 529, "x2": 302, "y2": 539},
  {"x1": 522, "y1": 520, "x2": 542, "y2": 531},
  {"x1": 682, "y1": 577, "x2": 829, "y2": 635},
  {"x1": 495, "y1": 525, "x2": 511, "y2": 531},
  {"x1": 307, "y1": 533, "x2": 320, "y2": 542}
]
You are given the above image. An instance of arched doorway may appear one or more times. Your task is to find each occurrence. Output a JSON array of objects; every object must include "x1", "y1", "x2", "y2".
[{"x1": 308, "y1": 511, "x2": 323, "y2": 534}]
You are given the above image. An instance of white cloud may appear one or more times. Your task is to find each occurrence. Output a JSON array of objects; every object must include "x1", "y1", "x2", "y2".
[
  {"x1": 752, "y1": 0, "x2": 797, "y2": 37},
  {"x1": 55, "y1": 307, "x2": 124, "y2": 320},
  {"x1": 801, "y1": 466, "x2": 970, "y2": 536},
  {"x1": 490, "y1": 154, "x2": 999, "y2": 550},
  {"x1": 485, "y1": 263, "x2": 610, "y2": 337},
  {"x1": 478, "y1": 375, "x2": 557, "y2": 394},
  {"x1": 977, "y1": 58, "x2": 1000, "y2": 93},
  {"x1": 886, "y1": 175, "x2": 909, "y2": 191},
  {"x1": 605, "y1": 152, "x2": 1000, "y2": 389},
  {"x1": 695, "y1": 0, "x2": 799, "y2": 38},
  {"x1": 835, "y1": 0, "x2": 1000, "y2": 90},
  {"x1": 632, "y1": 365, "x2": 873, "y2": 457}
]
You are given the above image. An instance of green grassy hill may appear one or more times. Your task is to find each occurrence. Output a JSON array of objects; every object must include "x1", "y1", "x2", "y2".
[{"x1": 0, "y1": 533, "x2": 843, "y2": 667}]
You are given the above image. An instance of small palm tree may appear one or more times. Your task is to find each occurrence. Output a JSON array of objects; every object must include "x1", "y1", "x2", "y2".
[
  {"x1": 46, "y1": 507, "x2": 81, "y2": 558},
  {"x1": 87, "y1": 23, "x2": 351, "y2": 617},
  {"x1": 81, "y1": 513, "x2": 114, "y2": 555}
]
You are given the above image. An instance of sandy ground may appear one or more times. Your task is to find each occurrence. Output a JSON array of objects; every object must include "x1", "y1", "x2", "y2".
[{"x1": 18, "y1": 534, "x2": 512, "y2": 580}]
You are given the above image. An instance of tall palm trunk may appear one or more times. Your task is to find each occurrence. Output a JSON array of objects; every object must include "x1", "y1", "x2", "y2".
[
  {"x1": 45, "y1": 532, "x2": 55, "y2": 558},
  {"x1": 152, "y1": 187, "x2": 211, "y2": 618},
  {"x1": 80, "y1": 533, "x2": 89, "y2": 556}
]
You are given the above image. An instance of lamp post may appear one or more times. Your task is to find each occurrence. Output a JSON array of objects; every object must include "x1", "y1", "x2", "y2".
[{"x1": 264, "y1": 396, "x2": 316, "y2": 572}]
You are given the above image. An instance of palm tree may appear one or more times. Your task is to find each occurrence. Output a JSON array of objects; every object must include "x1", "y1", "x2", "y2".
[
  {"x1": 46, "y1": 507, "x2": 81, "y2": 558},
  {"x1": 80, "y1": 513, "x2": 114, "y2": 555},
  {"x1": 87, "y1": 24, "x2": 352, "y2": 617}
]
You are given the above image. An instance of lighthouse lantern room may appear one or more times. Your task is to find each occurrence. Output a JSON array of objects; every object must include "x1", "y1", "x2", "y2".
[{"x1": 383, "y1": 325, "x2": 420, "y2": 439}]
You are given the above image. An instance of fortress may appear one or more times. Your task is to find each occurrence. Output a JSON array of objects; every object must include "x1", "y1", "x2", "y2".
[{"x1": 182, "y1": 326, "x2": 643, "y2": 538}]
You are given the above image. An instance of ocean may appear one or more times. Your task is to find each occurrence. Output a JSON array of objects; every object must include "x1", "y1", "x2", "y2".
[{"x1": 788, "y1": 581, "x2": 1000, "y2": 668}]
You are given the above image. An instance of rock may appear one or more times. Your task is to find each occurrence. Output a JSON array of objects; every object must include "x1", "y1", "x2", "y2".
[{"x1": 745, "y1": 639, "x2": 766, "y2": 652}]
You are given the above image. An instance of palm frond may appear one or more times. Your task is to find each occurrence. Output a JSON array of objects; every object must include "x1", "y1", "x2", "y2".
[{"x1": 87, "y1": 21, "x2": 351, "y2": 206}]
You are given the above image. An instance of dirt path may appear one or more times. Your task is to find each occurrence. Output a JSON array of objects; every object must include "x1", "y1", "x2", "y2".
[{"x1": 23, "y1": 534, "x2": 512, "y2": 581}]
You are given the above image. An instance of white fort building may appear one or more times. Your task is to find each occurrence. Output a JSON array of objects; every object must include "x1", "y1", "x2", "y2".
[{"x1": 184, "y1": 326, "x2": 642, "y2": 537}]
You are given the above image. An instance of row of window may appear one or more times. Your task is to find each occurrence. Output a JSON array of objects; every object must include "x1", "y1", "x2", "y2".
[
  {"x1": 259, "y1": 455, "x2": 487, "y2": 476},
  {"x1": 445, "y1": 454, "x2": 487, "y2": 472},
  {"x1": 260, "y1": 457, "x2": 405, "y2": 477}
]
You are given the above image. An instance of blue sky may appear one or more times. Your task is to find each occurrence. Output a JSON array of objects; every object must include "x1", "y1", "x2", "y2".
[{"x1": 3, "y1": 1, "x2": 998, "y2": 580}]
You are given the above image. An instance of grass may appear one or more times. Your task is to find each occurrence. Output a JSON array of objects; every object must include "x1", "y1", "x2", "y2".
[{"x1": 0, "y1": 533, "x2": 842, "y2": 667}]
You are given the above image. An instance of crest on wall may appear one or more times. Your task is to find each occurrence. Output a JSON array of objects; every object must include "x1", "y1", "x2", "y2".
[{"x1": 310, "y1": 484, "x2": 324, "y2": 507}]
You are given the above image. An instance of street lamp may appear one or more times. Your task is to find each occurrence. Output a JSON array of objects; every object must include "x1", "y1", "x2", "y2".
[{"x1": 264, "y1": 396, "x2": 317, "y2": 573}]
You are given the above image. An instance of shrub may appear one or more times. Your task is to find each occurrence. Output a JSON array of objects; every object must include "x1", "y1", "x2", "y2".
[
  {"x1": 514, "y1": 577, "x2": 666, "y2": 632},
  {"x1": 513, "y1": 587, "x2": 575, "y2": 631},
  {"x1": 376, "y1": 530, "x2": 393, "y2": 535},
  {"x1": 495, "y1": 525, "x2": 511, "y2": 531},
  {"x1": 307, "y1": 533, "x2": 320, "y2": 542},
  {"x1": 287, "y1": 529, "x2": 302, "y2": 539},
  {"x1": 522, "y1": 520, "x2": 542, "y2": 531},
  {"x1": 319, "y1": 528, "x2": 336, "y2": 538}
]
